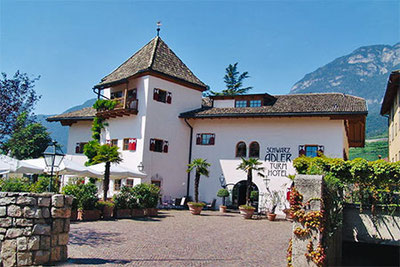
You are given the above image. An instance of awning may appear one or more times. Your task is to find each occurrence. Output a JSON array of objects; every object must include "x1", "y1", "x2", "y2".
[
  {"x1": 88, "y1": 163, "x2": 147, "y2": 179},
  {"x1": 0, "y1": 155, "x2": 44, "y2": 174}
]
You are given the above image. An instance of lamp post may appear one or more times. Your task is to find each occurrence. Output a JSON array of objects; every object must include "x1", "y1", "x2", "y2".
[
  {"x1": 137, "y1": 162, "x2": 144, "y2": 172},
  {"x1": 43, "y1": 141, "x2": 64, "y2": 192}
]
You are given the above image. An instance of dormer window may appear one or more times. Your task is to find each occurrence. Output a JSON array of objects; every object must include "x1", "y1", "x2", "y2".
[
  {"x1": 249, "y1": 100, "x2": 262, "y2": 107},
  {"x1": 235, "y1": 100, "x2": 247, "y2": 108}
]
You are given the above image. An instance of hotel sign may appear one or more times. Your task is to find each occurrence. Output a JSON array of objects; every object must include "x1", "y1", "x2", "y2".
[{"x1": 264, "y1": 147, "x2": 292, "y2": 177}]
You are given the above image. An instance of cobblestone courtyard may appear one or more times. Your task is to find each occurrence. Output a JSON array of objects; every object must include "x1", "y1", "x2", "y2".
[{"x1": 63, "y1": 210, "x2": 292, "y2": 266}]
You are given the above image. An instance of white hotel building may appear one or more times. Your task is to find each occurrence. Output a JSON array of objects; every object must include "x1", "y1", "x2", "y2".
[{"x1": 48, "y1": 36, "x2": 367, "y2": 210}]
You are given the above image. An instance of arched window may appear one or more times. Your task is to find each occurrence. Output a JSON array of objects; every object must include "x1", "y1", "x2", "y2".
[
  {"x1": 236, "y1": 142, "x2": 247, "y2": 157},
  {"x1": 249, "y1": 142, "x2": 260, "y2": 158}
]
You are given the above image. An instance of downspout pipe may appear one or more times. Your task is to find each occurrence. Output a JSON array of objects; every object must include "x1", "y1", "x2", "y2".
[{"x1": 184, "y1": 118, "x2": 193, "y2": 199}]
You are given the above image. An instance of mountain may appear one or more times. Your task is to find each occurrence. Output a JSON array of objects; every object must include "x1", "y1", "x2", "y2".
[
  {"x1": 35, "y1": 98, "x2": 96, "y2": 150},
  {"x1": 290, "y1": 43, "x2": 400, "y2": 137}
]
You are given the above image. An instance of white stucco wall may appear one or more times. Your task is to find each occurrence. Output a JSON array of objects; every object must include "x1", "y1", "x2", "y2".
[
  {"x1": 213, "y1": 99, "x2": 235, "y2": 108},
  {"x1": 66, "y1": 121, "x2": 93, "y2": 155},
  {"x1": 189, "y1": 117, "x2": 347, "y2": 210}
]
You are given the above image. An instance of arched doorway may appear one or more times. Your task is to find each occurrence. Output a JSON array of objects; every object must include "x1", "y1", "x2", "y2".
[{"x1": 231, "y1": 180, "x2": 259, "y2": 209}]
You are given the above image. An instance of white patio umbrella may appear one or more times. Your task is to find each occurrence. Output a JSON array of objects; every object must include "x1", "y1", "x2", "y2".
[
  {"x1": 22, "y1": 158, "x2": 102, "y2": 177},
  {"x1": 0, "y1": 155, "x2": 43, "y2": 174},
  {"x1": 88, "y1": 163, "x2": 147, "y2": 179},
  {"x1": 0, "y1": 161, "x2": 10, "y2": 175}
]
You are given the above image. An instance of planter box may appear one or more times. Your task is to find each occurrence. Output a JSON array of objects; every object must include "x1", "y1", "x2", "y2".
[
  {"x1": 239, "y1": 208, "x2": 254, "y2": 219},
  {"x1": 115, "y1": 209, "x2": 131, "y2": 219},
  {"x1": 78, "y1": 209, "x2": 101, "y2": 221},
  {"x1": 102, "y1": 206, "x2": 114, "y2": 219},
  {"x1": 70, "y1": 210, "x2": 78, "y2": 221},
  {"x1": 144, "y1": 208, "x2": 158, "y2": 217},
  {"x1": 132, "y1": 209, "x2": 145, "y2": 218}
]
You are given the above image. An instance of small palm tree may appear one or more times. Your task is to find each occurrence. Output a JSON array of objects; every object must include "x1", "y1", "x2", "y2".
[
  {"x1": 91, "y1": 145, "x2": 122, "y2": 201},
  {"x1": 237, "y1": 158, "x2": 265, "y2": 205},
  {"x1": 187, "y1": 158, "x2": 211, "y2": 203}
]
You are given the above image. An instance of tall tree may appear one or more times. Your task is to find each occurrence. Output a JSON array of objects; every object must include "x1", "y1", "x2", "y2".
[
  {"x1": 187, "y1": 158, "x2": 211, "y2": 203},
  {"x1": 0, "y1": 71, "x2": 41, "y2": 147},
  {"x1": 85, "y1": 144, "x2": 122, "y2": 201},
  {"x1": 3, "y1": 112, "x2": 51, "y2": 160},
  {"x1": 237, "y1": 158, "x2": 265, "y2": 205},
  {"x1": 209, "y1": 63, "x2": 253, "y2": 96}
]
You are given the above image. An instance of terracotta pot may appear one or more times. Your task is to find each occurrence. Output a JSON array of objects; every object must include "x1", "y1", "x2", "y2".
[
  {"x1": 267, "y1": 213, "x2": 277, "y2": 221},
  {"x1": 132, "y1": 209, "x2": 145, "y2": 218},
  {"x1": 219, "y1": 205, "x2": 227, "y2": 213},
  {"x1": 239, "y1": 208, "x2": 255, "y2": 219},
  {"x1": 78, "y1": 209, "x2": 101, "y2": 221},
  {"x1": 115, "y1": 209, "x2": 131, "y2": 219},
  {"x1": 70, "y1": 210, "x2": 78, "y2": 221},
  {"x1": 188, "y1": 203, "x2": 203, "y2": 215},
  {"x1": 144, "y1": 208, "x2": 158, "y2": 217},
  {"x1": 102, "y1": 206, "x2": 114, "y2": 219}
]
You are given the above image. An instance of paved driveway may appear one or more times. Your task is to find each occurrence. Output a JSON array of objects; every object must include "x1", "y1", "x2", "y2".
[{"x1": 62, "y1": 210, "x2": 292, "y2": 266}]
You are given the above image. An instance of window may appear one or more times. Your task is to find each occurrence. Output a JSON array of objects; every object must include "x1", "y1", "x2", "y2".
[
  {"x1": 235, "y1": 100, "x2": 247, "y2": 108},
  {"x1": 150, "y1": 138, "x2": 169, "y2": 153},
  {"x1": 126, "y1": 179, "x2": 134, "y2": 188},
  {"x1": 153, "y1": 88, "x2": 172, "y2": 104},
  {"x1": 111, "y1": 91, "x2": 123, "y2": 99},
  {"x1": 249, "y1": 100, "x2": 262, "y2": 107},
  {"x1": 249, "y1": 142, "x2": 260, "y2": 158},
  {"x1": 151, "y1": 180, "x2": 161, "y2": 188},
  {"x1": 127, "y1": 89, "x2": 137, "y2": 99},
  {"x1": 236, "y1": 142, "x2": 247, "y2": 157},
  {"x1": 75, "y1": 142, "x2": 87, "y2": 154},
  {"x1": 299, "y1": 145, "x2": 324, "y2": 157},
  {"x1": 305, "y1": 145, "x2": 318, "y2": 157},
  {"x1": 123, "y1": 138, "x2": 137, "y2": 151},
  {"x1": 196, "y1": 134, "x2": 215, "y2": 145},
  {"x1": 111, "y1": 139, "x2": 118, "y2": 147},
  {"x1": 114, "y1": 179, "x2": 121, "y2": 191}
]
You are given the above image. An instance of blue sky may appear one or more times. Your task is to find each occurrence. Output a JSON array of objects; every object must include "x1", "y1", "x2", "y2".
[{"x1": 1, "y1": 0, "x2": 399, "y2": 115}]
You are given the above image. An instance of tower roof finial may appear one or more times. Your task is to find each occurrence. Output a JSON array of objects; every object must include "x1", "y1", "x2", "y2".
[{"x1": 156, "y1": 21, "x2": 162, "y2": 37}]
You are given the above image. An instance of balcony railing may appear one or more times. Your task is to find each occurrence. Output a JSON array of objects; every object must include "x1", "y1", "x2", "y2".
[{"x1": 96, "y1": 97, "x2": 138, "y2": 119}]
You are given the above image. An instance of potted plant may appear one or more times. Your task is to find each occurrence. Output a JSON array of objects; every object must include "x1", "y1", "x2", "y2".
[
  {"x1": 61, "y1": 182, "x2": 80, "y2": 221},
  {"x1": 132, "y1": 183, "x2": 160, "y2": 217},
  {"x1": 267, "y1": 204, "x2": 277, "y2": 221},
  {"x1": 239, "y1": 205, "x2": 256, "y2": 219},
  {"x1": 97, "y1": 200, "x2": 115, "y2": 219},
  {"x1": 267, "y1": 191, "x2": 279, "y2": 221},
  {"x1": 217, "y1": 189, "x2": 230, "y2": 213},
  {"x1": 187, "y1": 158, "x2": 211, "y2": 215},
  {"x1": 113, "y1": 186, "x2": 132, "y2": 218},
  {"x1": 77, "y1": 183, "x2": 101, "y2": 221}
]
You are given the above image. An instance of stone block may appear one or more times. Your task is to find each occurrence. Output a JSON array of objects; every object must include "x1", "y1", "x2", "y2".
[
  {"x1": 58, "y1": 233, "x2": 69, "y2": 245},
  {"x1": 17, "y1": 252, "x2": 32, "y2": 266},
  {"x1": 51, "y1": 235, "x2": 58, "y2": 247},
  {"x1": 0, "y1": 197, "x2": 15, "y2": 205},
  {"x1": 1, "y1": 239, "x2": 17, "y2": 253},
  {"x1": 33, "y1": 250, "x2": 50, "y2": 265},
  {"x1": 16, "y1": 196, "x2": 36, "y2": 206},
  {"x1": 0, "y1": 206, "x2": 6, "y2": 217},
  {"x1": 23, "y1": 206, "x2": 40, "y2": 218},
  {"x1": 0, "y1": 217, "x2": 12, "y2": 227},
  {"x1": 6, "y1": 228, "x2": 24, "y2": 238},
  {"x1": 0, "y1": 234, "x2": 4, "y2": 241},
  {"x1": 40, "y1": 236, "x2": 51, "y2": 250},
  {"x1": 52, "y1": 195, "x2": 64, "y2": 208},
  {"x1": 64, "y1": 196, "x2": 74, "y2": 206},
  {"x1": 27, "y1": 236, "x2": 40, "y2": 250},
  {"x1": 32, "y1": 224, "x2": 51, "y2": 235},
  {"x1": 22, "y1": 227, "x2": 32, "y2": 236},
  {"x1": 15, "y1": 218, "x2": 33, "y2": 227},
  {"x1": 1, "y1": 250, "x2": 16, "y2": 267},
  {"x1": 52, "y1": 219, "x2": 64, "y2": 234},
  {"x1": 38, "y1": 197, "x2": 51, "y2": 207},
  {"x1": 42, "y1": 207, "x2": 50, "y2": 218},
  {"x1": 17, "y1": 237, "x2": 27, "y2": 251},
  {"x1": 63, "y1": 219, "x2": 70, "y2": 232},
  {"x1": 0, "y1": 227, "x2": 6, "y2": 233},
  {"x1": 50, "y1": 246, "x2": 61, "y2": 262},
  {"x1": 60, "y1": 245, "x2": 68, "y2": 261},
  {"x1": 7, "y1": 205, "x2": 22, "y2": 217},
  {"x1": 51, "y1": 207, "x2": 71, "y2": 219}
]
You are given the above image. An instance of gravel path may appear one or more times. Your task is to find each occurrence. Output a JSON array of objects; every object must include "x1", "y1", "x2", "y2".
[{"x1": 61, "y1": 210, "x2": 292, "y2": 267}]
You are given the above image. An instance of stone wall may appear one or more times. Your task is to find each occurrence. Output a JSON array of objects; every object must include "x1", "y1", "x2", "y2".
[{"x1": 0, "y1": 192, "x2": 72, "y2": 267}]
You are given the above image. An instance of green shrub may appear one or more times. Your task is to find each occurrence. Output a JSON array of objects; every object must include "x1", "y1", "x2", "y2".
[
  {"x1": 93, "y1": 99, "x2": 117, "y2": 111},
  {"x1": 96, "y1": 200, "x2": 115, "y2": 210},
  {"x1": 61, "y1": 183, "x2": 80, "y2": 210},
  {"x1": 187, "y1": 202, "x2": 205, "y2": 207},
  {"x1": 29, "y1": 175, "x2": 59, "y2": 193},
  {"x1": 131, "y1": 183, "x2": 160, "y2": 208},
  {"x1": 0, "y1": 177, "x2": 30, "y2": 192},
  {"x1": 217, "y1": 189, "x2": 229, "y2": 198},
  {"x1": 250, "y1": 191, "x2": 259, "y2": 201},
  {"x1": 239, "y1": 205, "x2": 255, "y2": 210},
  {"x1": 113, "y1": 186, "x2": 133, "y2": 209},
  {"x1": 61, "y1": 182, "x2": 98, "y2": 210}
]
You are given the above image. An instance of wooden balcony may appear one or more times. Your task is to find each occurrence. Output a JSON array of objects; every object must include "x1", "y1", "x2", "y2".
[{"x1": 96, "y1": 97, "x2": 138, "y2": 119}]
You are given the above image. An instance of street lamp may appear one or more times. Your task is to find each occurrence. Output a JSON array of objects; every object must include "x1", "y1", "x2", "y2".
[
  {"x1": 137, "y1": 162, "x2": 144, "y2": 172},
  {"x1": 218, "y1": 174, "x2": 226, "y2": 188},
  {"x1": 43, "y1": 141, "x2": 64, "y2": 192}
]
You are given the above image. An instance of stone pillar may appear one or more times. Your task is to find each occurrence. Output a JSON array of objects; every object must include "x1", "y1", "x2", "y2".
[
  {"x1": 0, "y1": 192, "x2": 72, "y2": 267},
  {"x1": 291, "y1": 175, "x2": 323, "y2": 267}
]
